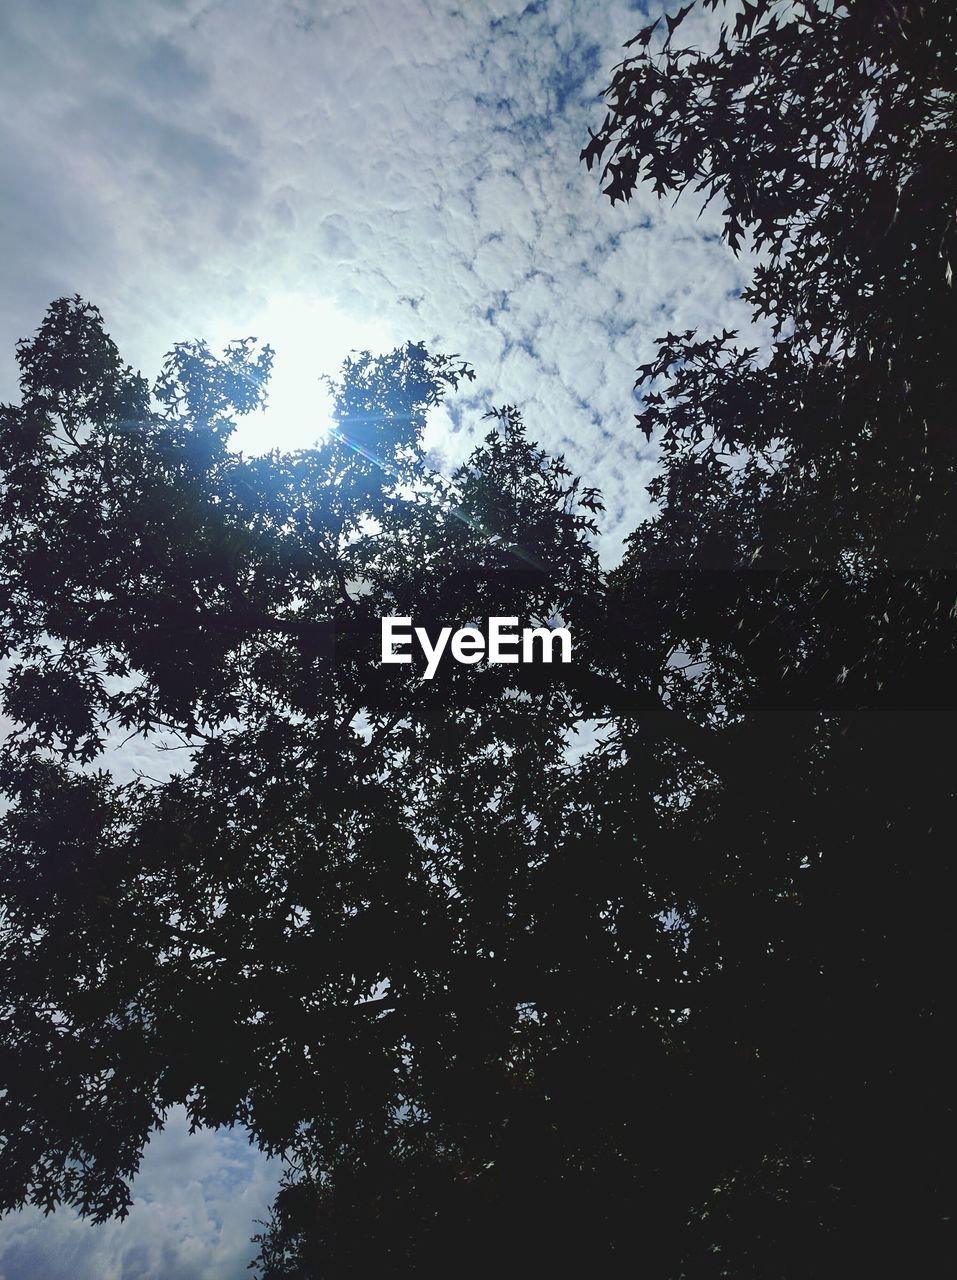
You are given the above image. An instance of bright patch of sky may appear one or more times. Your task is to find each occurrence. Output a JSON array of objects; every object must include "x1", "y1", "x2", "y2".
[
  {"x1": 0, "y1": 1, "x2": 762, "y2": 1274},
  {"x1": 0, "y1": 1110, "x2": 281, "y2": 1280},
  {"x1": 0, "y1": 0, "x2": 763, "y2": 563}
]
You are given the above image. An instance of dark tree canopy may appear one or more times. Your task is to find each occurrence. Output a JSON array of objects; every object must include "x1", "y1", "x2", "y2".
[
  {"x1": 1, "y1": 2, "x2": 955, "y2": 1277},
  {"x1": 0, "y1": 300, "x2": 611, "y2": 1208}
]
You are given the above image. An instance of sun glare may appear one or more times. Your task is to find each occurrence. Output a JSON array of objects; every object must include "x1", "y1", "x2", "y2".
[{"x1": 209, "y1": 294, "x2": 397, "y2": 456}]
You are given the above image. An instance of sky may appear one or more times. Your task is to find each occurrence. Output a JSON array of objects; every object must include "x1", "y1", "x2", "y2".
[{"x1": 0, "y1": 1, "x2": 759, "y2": 1275}]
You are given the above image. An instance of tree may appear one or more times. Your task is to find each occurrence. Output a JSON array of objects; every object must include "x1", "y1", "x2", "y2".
[
  {"x1": 257, "y1": 1, "x2": 957, "y2": 1273},
  {"x1": 576, "y1": 1, "x2": 956, "y2": 1274},
  {"x1": 0, "y1": 294, "x2": 612, "y2": 1202},
  {"x1": 1, "y1": 3, "x2": 955, "y2": 1278}
]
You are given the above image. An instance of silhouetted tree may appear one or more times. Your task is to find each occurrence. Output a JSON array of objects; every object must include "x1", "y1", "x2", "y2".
[
  {"x1": 0, "y1": 296, "x2": 614, "y2": 1215},
  {"x1": 1, "y1": 2, "x2": 954, "y2": 1277},
  {"x1": 576, "y1": 1, "x2": 956, "y2": 1275},
  {"x1": 255, "y1": 2, "x2": 956, "y2": 1274}
]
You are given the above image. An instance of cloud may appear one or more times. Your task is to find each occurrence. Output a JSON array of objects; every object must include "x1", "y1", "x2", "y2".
[
  {"x1": 0, "y1": 1109, "x2": 281, "y2": 1280},
  {"x1": 0, "y1": 0, "x2": 766, "y2": 563}
]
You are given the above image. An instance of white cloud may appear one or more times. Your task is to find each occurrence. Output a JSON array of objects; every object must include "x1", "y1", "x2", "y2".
[
  {"x1": 0, "y1": 0, "x2": 766, "y2": 564},
  {"x1": 0, "y1": 1109, "x2": 280, "y2": 1280}
]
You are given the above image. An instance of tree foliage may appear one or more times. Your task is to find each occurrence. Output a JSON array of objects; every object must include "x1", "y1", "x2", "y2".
[
  {"x1": 1, "y1": 1, "x2": 955, "y2": 1276},
  {"x1": 0, "y1": 296, "x2": 611, "y2": 1216},
  {"x1": 576, "y1": 2, "x2": 955, "y2": 1274}
]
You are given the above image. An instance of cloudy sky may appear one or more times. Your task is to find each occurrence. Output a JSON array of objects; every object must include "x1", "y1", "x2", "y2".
[{"x1": 0, "y1": 1, "x2": 758, "y2": 1275}]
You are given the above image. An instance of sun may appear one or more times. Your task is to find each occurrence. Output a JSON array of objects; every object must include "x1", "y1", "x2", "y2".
[{"x1": 210, "y1": 292, "x2": 397, "y2": 455}]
